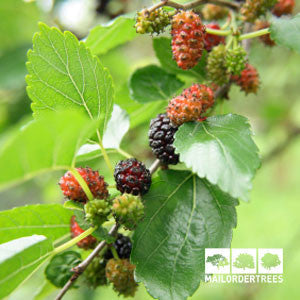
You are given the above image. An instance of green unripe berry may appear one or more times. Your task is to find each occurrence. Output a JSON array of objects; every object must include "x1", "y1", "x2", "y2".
[
  {"x1": 226, "y1": 46, "x2": 247, "y2": 76},
  {"x1": 207, "y1": 44, "x2": 229, "y2": 86},
  {"x1": 84, "y1": 257, "x2": 107, "y2": 288},
  {"x1": 112, "y1": 194, "x2": 144, "y2": 230},
  {"x1": 84, "y1": 199, "x2": 111, "y2": 226}
]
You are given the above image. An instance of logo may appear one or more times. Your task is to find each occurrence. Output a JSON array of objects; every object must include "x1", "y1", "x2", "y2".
[{"x1": 205, "y1": 248, "x2": 283, "y2": 284}]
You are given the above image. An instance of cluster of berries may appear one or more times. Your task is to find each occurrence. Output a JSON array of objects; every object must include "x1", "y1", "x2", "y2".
[{"x1": 58, "y1": 156, "x2": 152, "y2": 295}]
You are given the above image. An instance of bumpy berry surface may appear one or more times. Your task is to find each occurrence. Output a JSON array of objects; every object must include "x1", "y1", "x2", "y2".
[
  {"x1": 171, "y1": 10, "x2": 205, "y2": 70},
  {"x1": 104, "y1": 233, "x2": 132, "y2": 260},
  {"x1": 226, "y1": 46, "x2": 247, "y2": 75},
  {"x1": 105, "y1": 259, "x2": 138, "y2": 297},
  {"x1": 84, "y1": 199, "x2": 111, "y2": 226},
  {"x1": 167, "y1": 84, "x2": 214, "y2": 126},
  {"x1": 135, "y1": 8, "x2": 173, "y2": 34},
  {"x1": 59, "y1": 167, "x2": 108, "y2": 203},
  {"x1": 202, "y1": 4, "x2": 229, "y2": 20},
  {"x1": 114, "y1": 158, "x2": 151, "y2": 196},
  {"x1": 254, "y1": 20, "x2": 275, "y2": 46},
  {"x1": 232, "y1": 63, "x2": 260, "y2": 94},
  {"x1": 272, "y1": 0, "x2": 295, "y2": 16},
  {"x1": 241, "y1": 0, "x2": 277, "y2": 22},
  {"x1": 70, "y1": 216, "x2": 97, "y2": 250},
  {"x1": 112, "y1": 194, "x2": 144, "y2": 230},
  {"x1": 149, "y1": 114, "x2": 179, "y2": 165},
  {"x1": 204, "y1": 23, "x2": 226, "y2": 52},
  {"x1": 84, "y1": 257, "x2": 107, "y2": 288},
  {"x1": 207, "y1": 44, "x2": 229, "y2": 86}
]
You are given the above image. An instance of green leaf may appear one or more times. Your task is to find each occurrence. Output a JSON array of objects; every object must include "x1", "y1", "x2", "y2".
[
  {"x1": 0, "y1": 44, "x2": 29, "y2": 90},
  {"x1": 153, "y1": 37, "x2": 207, "y2": 79},
  {"x1": 0, "y1": 235, "x2": 53, "y2": 298},
  {"x1": 63, "y1": 200, "x2": 84, "y2": 211},
  {"x1": 85, "y1": 17, "x2": 138, "y2": 55},
  {"x1": 132, "y1": 170, "x2": 237, "y2": 300},
  {"x1": 45, "y1": 251, "x2": 81, "y2": 288},
  {"x1": 26, "y1": 22, "x2": 114, "y2": 136},
  {"x1": 173, "y1": 114, "x2": 260, "y2": 201},
  {"x1": 0, "y1": 204, "x2": 72, "y2": 244},
  {"x1": 270, "y1": 14, "x2": 300, "y2": 53},
  {"x1": 103, "y1": 104, "x2": 130, "y2": 148},
  {"x1": 0, "y1": 110, "x2": 99, "y2": 191},
  {"x1": 129, "y1": 65, "x2": 184, "y2": 103},
  {"x1": 34, "y1": 281, "x2": 57, "y2": 300}
]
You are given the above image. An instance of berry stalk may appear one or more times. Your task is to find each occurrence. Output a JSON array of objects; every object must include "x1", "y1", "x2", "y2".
[
  {"x1": 96, "y1": 130, "x2": 114, "y2": 176},
  {"x1": 69, "y1": 168, "x2": 94, "y2": 201},
  {"x1": 239, "y1": 28, "x2": 270, "y2": 40},
  {"x1": 53, "y1": 226, "x2": 97, "y2": 255},
  {"x1": 205, "y1": 27, "x2": 231, "y2": 36}
]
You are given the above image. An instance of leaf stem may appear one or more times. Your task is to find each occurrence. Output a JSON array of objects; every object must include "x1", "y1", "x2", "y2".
[
  {"x1": 117, "y1": 148, "x2": 132, "y2": 158},
  {"x1": 96, "y1": 130, "x2": 114, "y2": 176},
  {"x1": 53, "y1": 227, "x2": 96, "y2": 255},
  {"x1": 70, "y1": 168, "x2": 94, "y2": 201},
  {"x1": 111, "y1": 246, "x2": 120, "y2": 259},
  {"x1": 239, "y1": 28, "x2": 270, "y2": 40}
]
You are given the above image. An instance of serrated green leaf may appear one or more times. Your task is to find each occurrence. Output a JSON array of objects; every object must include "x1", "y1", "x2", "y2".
[
  {"x1": 26, "y1": 23, "x2": 114, "y2": 136},
  {"x1": 270, "y1": 14, "x2": 300, "y2": 53},
  {"x1": 174, "y1": 114, "x2": 260, "y2": 201},
  {"x1": 132, "y1": 170, "x2": 237, "y2": 300},
  {"x1": 0, "y1": 235, "x2": 53, "y2": 298},
  {"x1": 0, "y1": 204, "x2": 72, "y2": 244},
  {"x1": 85, "y1": 17, "x2": 138, "y2": 55},
  {"x1": 45, "y1": 251, "x2": 81, "y2": 288},
  {"x1": 0, "y1": 111, "x2": 99, "y2": 191},
  {"x1": 153, "y1": 37, "x2": 207, "y2": 79},
  {"x1": 129, "y1": 65, "x2": 184, "y2": 103}
]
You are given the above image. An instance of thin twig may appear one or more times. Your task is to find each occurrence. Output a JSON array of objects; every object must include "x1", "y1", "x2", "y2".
[
  {"x1": 55, "y1": 224, "x2": 119, "y2": 300},
  {"x1": 148, "y1": 0, "x2": 240, "y2": 13},
  {"x1": 262, "y1": 127, "x2": 300, "y2": 164},
  {"x1": 149, "y1": 159, "x2": 161, "y2": 175}
]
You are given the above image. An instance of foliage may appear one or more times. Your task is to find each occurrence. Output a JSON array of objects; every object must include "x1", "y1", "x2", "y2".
[{"x1": 0, "y1": 1, "x2": 299, "y2": 299}]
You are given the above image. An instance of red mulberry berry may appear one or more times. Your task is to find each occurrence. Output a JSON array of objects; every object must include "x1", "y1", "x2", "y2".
[
  {"x1": 171, "y1": 10, "x2": 206, "y2": 70},
  {"x1": 232, "y1": 63, "x2": 260, "y2": 94},
  {"x1": 70, "y1": 216, "x2": 97, "y2": 250},
  {"x1": 254, "y1": 20, "x2": 275, "y2": 46},
  {"x1": 114, "y1": 158, "x2": 151, "y2": 196},
  {"x1": 59, "y1": 167, "x2": 108, "y2": 203},
  {"x1": 167, "y1": 84, "x2": 214, "y2": 126},
  {"x1": 272, "y1": 0, "x2": 295, "y2": 16},
  {"x1": 204, "y1": 23, "x2": 226, "y2": 52},
  {"x1": 149, "y1": 114, "x2": 179, "y2": 165}
]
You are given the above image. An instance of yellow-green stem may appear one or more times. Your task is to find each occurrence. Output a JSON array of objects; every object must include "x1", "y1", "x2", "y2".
[
  {"x1": 111, "y1": 246, "x2": 120, "y2": 259},
  {"x1": 53, "y1": 227, "x2": 96, "y2": 254},
  {"x1": 117, "y1": 148, "x2": 132, "y2": 159},
  {"x1": 96, "y1": 130, "x2": 114, "y2": 176},
  {"x1": 239, "y1": 28, "x2": 270, "y2": 40},
  {"x1": 70, "y1": 168, "x2": 94, "y2": 201},
  {"x1": 206, "y1": 28, "x2": 231, "y2": 36}
]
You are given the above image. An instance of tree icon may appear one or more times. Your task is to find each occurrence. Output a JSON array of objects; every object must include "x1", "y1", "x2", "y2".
[
  {"x1": 206, "y1": 254, "x2": 229, "y2": 269},
  {"x1": 261, "y1": 253, "x2": 281, "y2": 270},
  {"x1": 233, "y1": 253, "x2": 255, "y2": 270}
]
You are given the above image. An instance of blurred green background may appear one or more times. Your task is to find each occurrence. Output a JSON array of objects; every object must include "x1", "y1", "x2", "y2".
[{"x1": 1, "y1": 0, "x2": 300, "y2": 299}]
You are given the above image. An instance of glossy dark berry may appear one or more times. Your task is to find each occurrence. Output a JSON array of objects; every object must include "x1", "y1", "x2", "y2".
[
  {"x1": 59, "y1": 167, "x2": 108, "y2": 203},
  {"x1": 104, "y1": 234, "x2": 132, "y2": 260},
  {"x1": 149, "y1": 114, "x2": 179, "y2": 165},
  {"x1": 114, "y1": 158, "x2": 151, "y2": 196}
]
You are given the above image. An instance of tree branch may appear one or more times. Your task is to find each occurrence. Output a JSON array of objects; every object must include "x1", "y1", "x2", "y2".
[
  {"x1": 148, "y1": 0, "x2": 240, "y2": 13},
  {"x1": 262, "y1": 127, "x2": 300, "y2": 164},
  {"x1": 149, "y1": 159, "x2": 161, "y2": 175},
  {"x1": 55, "y1": 224, "x2": 119, "y2": 300}
]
